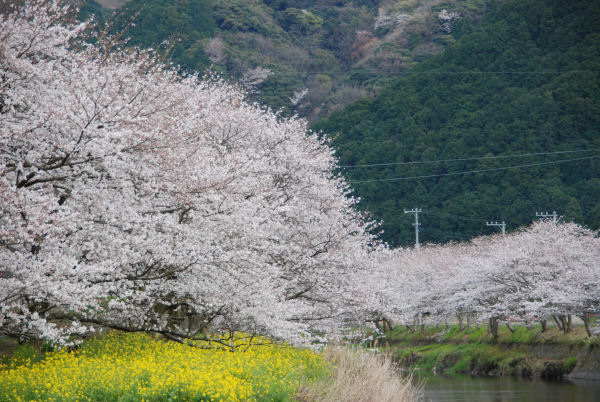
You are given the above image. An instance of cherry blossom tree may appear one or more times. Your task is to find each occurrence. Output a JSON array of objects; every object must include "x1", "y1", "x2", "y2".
[
  {"x1": 484, "y1": 221, "x2": 600, "y2": 334},
  {"x1": 0, "y1": 0, "x2": 379, "y2": 347},
  {"x1": 378, "y1": 221, "x2": 600, "y2": 337}
]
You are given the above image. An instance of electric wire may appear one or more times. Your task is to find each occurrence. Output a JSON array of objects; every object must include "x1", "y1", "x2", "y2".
[
  {"x1": 422, "y1": 210, "x2": 490, "y2": 223},
  {"x1": 422, "y1": 228, "x2": 474, "y2": 240},
  {"x1": 375, "y1": 221, "x2": 481, "y2": 240},
  {"x1": 334, "y1": 150, "x2": 599, "y2": 239},
  {"x1": 338, "y1": 148, "x2": 600, "y2": 169},
  {"x1": 348, "y1": 154, "x2": 600, "y2": 184},
  {"x1": 220, "y1": 69, "x2": 600, "y2": 77},
  {"x1": 370, "y1": 213, "x2": 496, "y2": 229}
]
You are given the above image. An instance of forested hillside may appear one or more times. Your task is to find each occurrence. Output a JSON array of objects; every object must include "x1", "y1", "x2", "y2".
[
  {"x1": 78, "y1": 0, "x2": 600, "y2": 247},
  {"x1": 314, "y1": 0, "x2": 600, "y2": 246},
  {"x1": 79, "y1": 0, "x2": 487, "y2": 121}
]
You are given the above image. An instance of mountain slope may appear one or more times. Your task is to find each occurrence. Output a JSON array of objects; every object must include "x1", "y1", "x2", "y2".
[
  {"x1": 79, "y1": 0, "x2": 488, "y2": 120},
  {"x1": 314, "y1": 0, "x2": 600, "y2": 246}
]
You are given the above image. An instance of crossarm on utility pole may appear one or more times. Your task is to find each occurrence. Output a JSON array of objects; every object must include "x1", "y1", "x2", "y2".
[
  {"x1": 536, "y1": 211, "x2": 558, "y2": 223},
  {"x1": 486, "y1": 221, "x2": 506, "y2": 236}
]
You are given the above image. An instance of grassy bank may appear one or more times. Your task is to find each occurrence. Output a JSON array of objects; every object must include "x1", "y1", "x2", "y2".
[
  {"x1": 0, "y1": 332, "x2": 415, "y2": 401},
  {"x1": 385, "y1": 324, "x2": 598, "y2": 379}
]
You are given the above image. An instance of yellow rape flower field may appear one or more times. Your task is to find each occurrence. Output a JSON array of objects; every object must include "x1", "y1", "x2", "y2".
[{"x1": 0, "y1": 332, "x2": 329, "y2": 401}]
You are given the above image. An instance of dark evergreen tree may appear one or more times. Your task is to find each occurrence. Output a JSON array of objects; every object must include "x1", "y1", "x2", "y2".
[{"x1": 314, "y1": 0, "x2": 600, "y2": 246}]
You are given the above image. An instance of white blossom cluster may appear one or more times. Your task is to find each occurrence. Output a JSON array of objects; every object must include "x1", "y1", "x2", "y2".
[
  {"x1": 204, "y1": 37, "x2": 226, "y2": 64},
  {"x1": 438, "y1": 9, "x2": 460, "y2": 33},
  {"x1": 0, "y1": 1, "x2": 380, "y2": 346},
  {"x1": 290, "y1": 88, "x2": 308, "y2": 107},
  {"x1": 239, "y1": 66, "x2": 271, "y2": 92},
  {"x1": 374, "y1": 8, "x2": 410, "y2": 31},
  {"x1": 370, "y1": 221, "x2": 600, "y2": 334}
]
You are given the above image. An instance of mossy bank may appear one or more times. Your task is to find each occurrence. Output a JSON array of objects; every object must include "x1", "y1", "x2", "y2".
[{"x1": 383, "y1": 324, "x2": 600, "y2": 380}]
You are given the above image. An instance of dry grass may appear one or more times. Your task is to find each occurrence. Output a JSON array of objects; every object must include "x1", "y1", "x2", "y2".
[{"x1": 297, "y1": 348, "x2": 418, "y2": 402}]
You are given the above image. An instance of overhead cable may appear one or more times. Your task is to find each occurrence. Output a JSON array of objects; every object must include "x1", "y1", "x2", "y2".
[
  {"x1": 339, "y1": 148, "x2": 600, "y2": 169},
  {"x1": 423, "y1": 210, "x2": 488, "y2": 223},
  {"x1": 348, "y1": 155, "x2": 600, "y2": 184},
  {"x1": 220, "y1": 69, "x2": 600, "y2": 77}
]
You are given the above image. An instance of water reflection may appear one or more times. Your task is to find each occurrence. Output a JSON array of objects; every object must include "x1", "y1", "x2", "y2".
[{"x1": 415, "y1": 375, "x2": 600, "y2": 402}]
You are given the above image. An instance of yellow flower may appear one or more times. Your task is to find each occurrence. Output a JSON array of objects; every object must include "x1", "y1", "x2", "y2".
[{"x1": 0, "y1": 332, "x2": 327, "y2": 401}]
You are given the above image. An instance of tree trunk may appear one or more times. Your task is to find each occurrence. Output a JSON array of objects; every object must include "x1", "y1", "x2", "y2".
[
  {"x1": 405, "y1": 323, "x2": 415, "y2": 333},
  {"x1": 540, "y1": 319, "x2": 547, "y2": 333},
  {"x1": 558, "y1": 315, "x2": 571, "y2": 334},
  {"x1": 506, "y1": 322, "x2": 515, "y2": 333},
  {"x1": 489, "y1": 317, "x2": 499, "y2": 338},
  {"x1": 553, "y1": 315, "x2": 564, "y2": 331},
  {"x1": 383, "y1": 318, "x2": 394, "y2": 332},
  {"x1": 582, "y1": 312, "x2": 592, "y2": 337},
  {"x1": 457, "y1": 313, "x2": 464, "y2": 330}
]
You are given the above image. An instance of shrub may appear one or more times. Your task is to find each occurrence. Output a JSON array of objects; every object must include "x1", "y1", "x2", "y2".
[{"x1": 563, "y1": 357, "x2": 577, "y2": 373}]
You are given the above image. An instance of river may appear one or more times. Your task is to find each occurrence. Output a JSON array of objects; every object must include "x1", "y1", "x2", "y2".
[{"x1": 415, "y1": 375, "x2": 600, "y2": 401}]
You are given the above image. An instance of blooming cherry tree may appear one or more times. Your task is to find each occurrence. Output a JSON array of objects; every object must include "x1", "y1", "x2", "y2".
[
  {"x1": 0, "y1": 0, "x2": 379, "y2": 346},
  {"x1": 379, "y1": 221, "x2": 600, "y2": 336}
]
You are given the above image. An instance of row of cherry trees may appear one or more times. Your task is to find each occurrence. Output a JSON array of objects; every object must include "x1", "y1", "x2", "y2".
[
  {"x1": 0, "y1": 0, "x2": 383, "y2": 347},
  {"x1": 372, "y1": 221, "x2": 600, "y2": 337},
  {"x1": 2, "y1": 1, "x2": 598, "y2": 347}
]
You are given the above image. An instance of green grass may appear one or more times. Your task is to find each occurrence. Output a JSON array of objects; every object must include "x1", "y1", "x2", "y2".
[
  {"x1": 467, "y1": 326, "x2": 488, "y2": 342},
  {"x1": 441, "y1": 325, "x2": 463, "y2": 342},
  {"x1": 563, "y1": 357, "x2": 577, "y2": 373},
  {"x1": 505, "y1": 326, "x2": 540, "y2": 344},
  {"x1": 385, "y1": 322, "x2": 590, "y2": 378},
  {"x1": 387, "y1": 322, "x2": 590, "y2": 346},
  {"x1": 392, "y1": 341, "x2": 534, "y2": 377}
]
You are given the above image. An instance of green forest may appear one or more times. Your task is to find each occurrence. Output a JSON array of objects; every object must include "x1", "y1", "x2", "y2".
[{"x1": 314, "y1": 0, "x2": 600, "y2": 246}]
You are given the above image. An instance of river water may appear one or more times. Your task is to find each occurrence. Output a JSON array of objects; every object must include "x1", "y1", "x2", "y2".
[{"x1": 415, "y1": 375, "x2": 600, "y2": 401}]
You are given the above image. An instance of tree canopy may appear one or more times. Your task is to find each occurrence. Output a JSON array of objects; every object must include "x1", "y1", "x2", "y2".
[{"x1": 0, "y1": 0, "x2": 379, "y2": 346}]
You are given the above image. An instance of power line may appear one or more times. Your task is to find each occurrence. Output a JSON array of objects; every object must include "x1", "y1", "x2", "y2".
[
  {"x1": 220, "y1": 69, "x2": 600, "y2": 78},
  {"x1": 422, "y1": 228, "x2": 474, "y2": 240},
  {"x1": 375, "y1": 213, "x2": 476, "y2": 226},
  {"x1": 374, "y1": 212, "x2": 489, "y2": 229},
  {"x1": 348, "y1": 155, "x2": 600, "y2": 184},
  {"x1": 423, "y1": 210, "x2": 486, "y2": 223},
  {"x1": 339, "y1": 148, "x2": 600, "y2": 169},
  {"x1": 368, "y1": 210, "x2": 497, "y2": 227},
  {"x1": 392, "y1": 70, "x2": 600, "y2": 75}
]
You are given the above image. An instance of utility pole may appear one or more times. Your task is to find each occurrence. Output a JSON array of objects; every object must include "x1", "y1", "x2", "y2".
[
  {"x1": 486, "y1": 221, "x2": 506, "y2": 237},
  {"x1": 536, "y1": 211, "x2": 558, "y2": 223},
  {"x1": 404, "y1": 208, "x2": 421, "y2": 250}
]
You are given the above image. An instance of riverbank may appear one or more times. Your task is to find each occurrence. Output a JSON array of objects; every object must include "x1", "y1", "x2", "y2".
[{"x1": 384, "y1": 324, "x2": 600, "y2": 381}]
